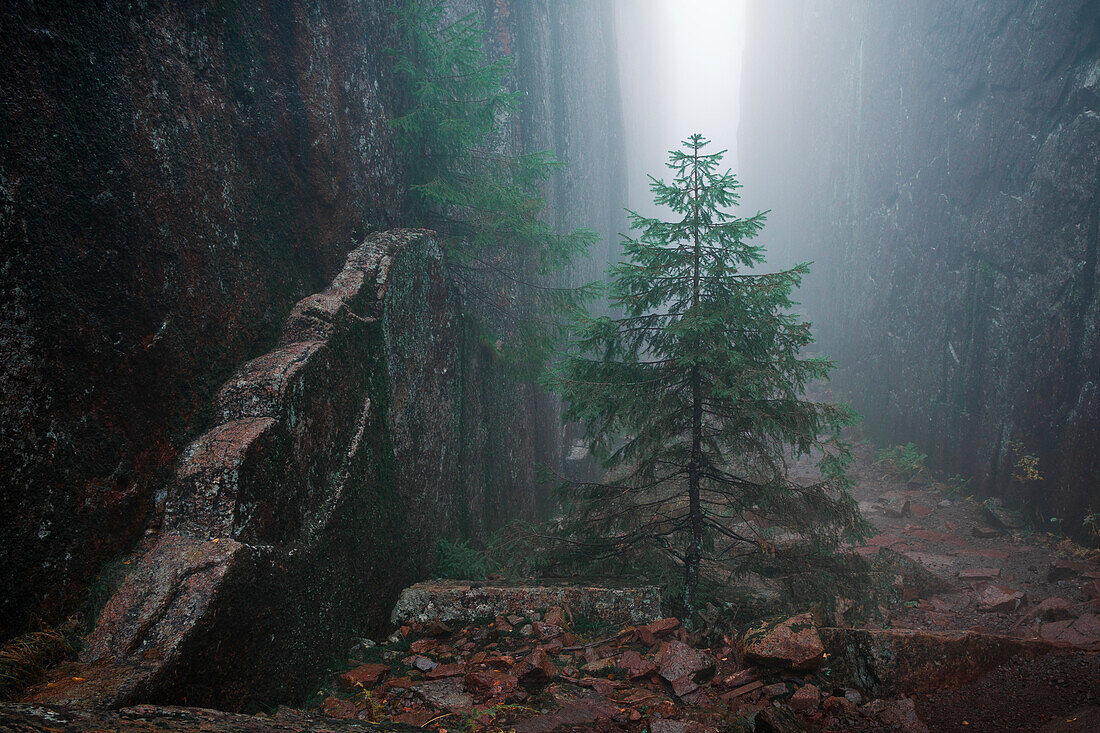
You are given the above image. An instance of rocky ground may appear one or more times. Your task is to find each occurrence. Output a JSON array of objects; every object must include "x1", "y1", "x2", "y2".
[
  {"x1": 292, "y1": 445, "x2": 1100, "y2": 733},
  {"x1": 841, "y1": 442, "x2": 1100, "y2": 648},
  {"x1": 3, "y1": 445, "x2": 1099, "y2": 732}
]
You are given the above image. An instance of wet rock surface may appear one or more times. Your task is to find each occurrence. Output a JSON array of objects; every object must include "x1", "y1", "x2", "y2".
[{"x1": 24, "y1": 231, "x2": 481, "y2": 711}]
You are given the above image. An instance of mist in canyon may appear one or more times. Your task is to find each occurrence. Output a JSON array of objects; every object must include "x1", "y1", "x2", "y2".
[{"x1": 1, "y1": 1, "x2": 1098, "y2": 729}]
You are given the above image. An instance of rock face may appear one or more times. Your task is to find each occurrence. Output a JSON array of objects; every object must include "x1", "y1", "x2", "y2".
[
  {"x1": 820, "y1": 627, "x2": 1059, "y2": 697},
  {"x1": 0, "y1": 0, "x2": 625, "y2": 645},
  {"x1": 739, "y1": 0, "x2": 1100, "y2": 539},
  {"x1": 390, "y1": 581, "x2": 662, "y2": 628},
  {"x1": 26, "y1": 230, "x2": 547, "y2": 711},
  {"x1": 0, "y1": 0, "x2": 403, "y2": 638}
]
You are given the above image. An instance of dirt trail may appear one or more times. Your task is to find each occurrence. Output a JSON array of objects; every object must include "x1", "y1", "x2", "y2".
[
  {"x1": 840, "y1": 443, "x2": 1100, "y2": 730},
  {"x1": 841, "y1": 443, "x2": 1100, "y2": 646}
]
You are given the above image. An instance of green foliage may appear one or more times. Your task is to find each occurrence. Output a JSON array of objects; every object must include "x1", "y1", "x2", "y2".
[
  {"x1": 434, "y1": 523, "x2": 563, "y2": 580},
  {"x1": 874, "y1": 442, "x2": 927, "y2": 481},
  {"x1": 436, "y1": 536, "x2": 497, "y2": 579},
  {"x1": 547, "y1": 134, "x2": 871, "y2": 621},
  {"x1": 944, "y1": 473, "x2": 972, "y2": 499},
  {"x1": 391, "y1": 0, "x2": 597, "y2": 373}
]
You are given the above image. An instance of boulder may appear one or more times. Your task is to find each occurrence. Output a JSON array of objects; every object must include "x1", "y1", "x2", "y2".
[
  {"x1": 743, "y1": 612, "x2": 825, "y2": 670},
  {"x1": 26, "y1": 231, "x2": 479, "y2": 711},
  {"x1": 391, "y1": 581, "x2": 660, "y2": 627}
]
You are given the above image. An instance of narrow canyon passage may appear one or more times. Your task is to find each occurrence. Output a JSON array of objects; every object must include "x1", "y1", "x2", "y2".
[{"x1": 0, "y1": 1, "x2": 1097, "y2": 731}]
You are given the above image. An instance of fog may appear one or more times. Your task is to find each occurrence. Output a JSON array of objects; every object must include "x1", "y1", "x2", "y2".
[{"x1": 613, "y1": 0, "x2": 747, "y2": 218}]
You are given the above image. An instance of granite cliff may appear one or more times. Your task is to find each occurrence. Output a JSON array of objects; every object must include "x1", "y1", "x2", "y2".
[
  {"x1": 739, "y1": 0, "x2": 1100, "y2": 538},
  {"x1": 0, "y1": 0, "x2": 625, "y2": 672}
]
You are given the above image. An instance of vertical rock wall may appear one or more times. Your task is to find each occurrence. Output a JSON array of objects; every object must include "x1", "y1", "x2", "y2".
[
  {"x1": 0, "y1": 0, "x2": 404, "y2": 638},
  {"x1": 738, "y1": 1, "x2": 1100, "y2": 535},
  {"x1": 0, "y1": 0, "x2": 625, "y2": 648}
]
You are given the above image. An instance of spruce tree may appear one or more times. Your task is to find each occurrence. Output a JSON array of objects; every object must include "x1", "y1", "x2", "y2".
[
  {"x1": 551, "y1": 135, "x2": 869, "y2": 620},
  {"x1": 391, "y1": 0, "x2": 596, "y2": 373}
]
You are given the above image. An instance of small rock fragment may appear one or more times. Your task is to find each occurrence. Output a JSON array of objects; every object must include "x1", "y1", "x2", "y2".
[
  {"x1": 822, "y1": 695, "x2": 857, "y2": 715},
  {"x1": 656, "y1": 640, "x2": 714, "y2": 683},
  {"x1": 981, "y1": 500, "x2": 1024, "y2": 529},
  {"x1": 670, "y1": 674, "x2": 700, "y2": 697},
  {"x1": 1032, "y1": 596, "x2": 1076, "y2": 622},
  {"x1": 649, "y1": 719, "x2": 688, "y2": 733},
  {"x1": 409, "y1": 638, "x2": 438, "y2": 654},
  {"x1": 424, "y1": 620, "x2": 452, "y2": 637},
  {"x1": 410, "y1": 655, "x2": 437, "y2": 672},
  {"x1": 533, "y1": 621, "x2": 564, "y2": 640},
  {"x1": 883, "y1": 498, "x2": 911, "y2": 518},
  {"x1": 321, "y1": 696, "x2": 359, "y2": 719},
  {"x1": 721, "y1": 668, "x2": 761, "y2": 687},
  {"x1": 412, "y1": 677, "x2": 474, "y2": 712},
  {"x1": 978, "y1": 584, "x2": 1026, "y2": 613},
  {"x1": 619, "y1": 649, "x2": 658, "y2": 679},
  {"x1": 789, "y1": 683, "x2": 821, "y2": 715},
  {"x1": 720, "y1": 680, "x2": 764, "y2": 702},
  {"x1": 424, "y1": 662, "x2": 465, "y2": 679},
  {"x1": 338, "y1": 663, "x2": 389, "y2": 691},
  {"x1": 515, "y1": 648, "x2": 558, "y2": 679},
  {"x1": 761, "y1": 682, "x2": 789, "y2": 698},
  {"x1": 464, "y1": 669, "x2": 518, "y2": 697},
  {"x1": 582, "y1": 657, "x2": 616, "y2": 672}
]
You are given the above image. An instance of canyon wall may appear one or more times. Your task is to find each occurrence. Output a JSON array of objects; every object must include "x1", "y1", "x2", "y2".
[
  {"x1": 0, "y1": 0, "x2": 624, "y2": 651},
  {"x1": 739, "y1": 0, "x2": 1100, "y2": 536}
]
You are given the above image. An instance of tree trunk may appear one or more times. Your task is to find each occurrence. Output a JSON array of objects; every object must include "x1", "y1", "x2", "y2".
[{"x1": 685, "y1": 140, "x2": 704, "y2": 625}]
